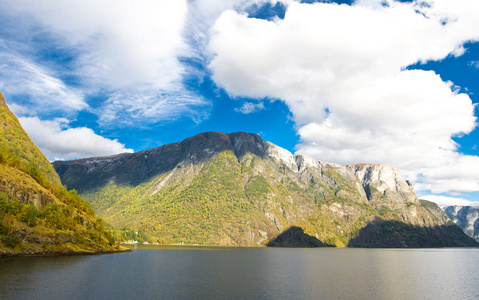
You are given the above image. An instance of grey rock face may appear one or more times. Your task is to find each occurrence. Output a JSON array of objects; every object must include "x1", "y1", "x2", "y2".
[
  {"x1": 347, "y1": 163, "x2": 418, "y2": 204},
  {"x1": 444, "y1": 206, "x2": 479, "y2": 241}
]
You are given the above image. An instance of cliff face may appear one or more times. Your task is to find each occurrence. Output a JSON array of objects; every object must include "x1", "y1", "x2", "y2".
[
  {"x1": 0, "y1": 92, "x2": 122, "y2": 256},
  {"x1": 54, "y1": 131, "x2": 478, "y2": 247},
  {"x1": 444, "y1": 206, "x2": 479, "y2": 242}
]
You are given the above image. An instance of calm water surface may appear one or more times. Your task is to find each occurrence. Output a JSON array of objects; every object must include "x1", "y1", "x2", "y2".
[{"x1": 1, "y1": 246, "x2": 478, "y2": 299}]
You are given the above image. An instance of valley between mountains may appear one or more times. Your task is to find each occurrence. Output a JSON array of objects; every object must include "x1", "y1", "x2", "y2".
[{"x1": 54, "y1": 131, "x2": 478, "y2": 248}]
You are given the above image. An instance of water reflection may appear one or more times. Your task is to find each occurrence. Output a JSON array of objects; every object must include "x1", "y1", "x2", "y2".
[{"x1": 1, "y1": 247, "x2": 478, "y2": 299}]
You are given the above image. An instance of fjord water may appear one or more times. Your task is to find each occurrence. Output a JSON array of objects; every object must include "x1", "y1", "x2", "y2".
[{"x1": 1, "y1": 247, "x2": 478, "y2": 300}]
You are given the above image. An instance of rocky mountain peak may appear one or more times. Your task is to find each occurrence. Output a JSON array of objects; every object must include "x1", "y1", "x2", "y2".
[
  {"x1": 229, "y1": 131, "x2": 266, "y2": 159},
  {"x1": 444, "y1": 206, "x2": 479, "y2": 241},
  {"x1": 294, "y1": 154, "x2": 321, "y2": 172},
  {"x1": 174, "y1": 131, "x2": 268, "y2": 162},
  {"x1": 180, "y1": 131, "x2": 232, "y2": 162},
  {"x1": 265, "y1": 141, "x2": 297, "y2": 171},
  {"x1": 348, "y1": 163, "x2": 418, "y2": 203}
]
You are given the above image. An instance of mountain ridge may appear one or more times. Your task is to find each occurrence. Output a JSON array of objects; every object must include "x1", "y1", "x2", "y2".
[{"x1": 53, "y1": 131, "x2": 478, "y2": 247}]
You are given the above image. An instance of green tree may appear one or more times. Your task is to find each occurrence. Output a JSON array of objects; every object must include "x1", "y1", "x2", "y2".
[{"x1": 20, "y1": 203, "x2": 40, "y2": 227}]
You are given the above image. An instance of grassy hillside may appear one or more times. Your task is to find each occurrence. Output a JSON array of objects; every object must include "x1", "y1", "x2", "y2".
[{"x1": 0, "y1": 92, "x2": 126, "y2": 256}]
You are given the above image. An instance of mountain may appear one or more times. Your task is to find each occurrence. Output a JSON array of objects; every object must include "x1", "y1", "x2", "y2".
[
  {"x1": 53, "y1": 131, "x2": 478, "y2": 247},
  {"x1": 444, "y1": 206, "x2": 479, "y2": 242},
  {"x1": 0, "y1": 92, "x2": 126, "y2": 256}
]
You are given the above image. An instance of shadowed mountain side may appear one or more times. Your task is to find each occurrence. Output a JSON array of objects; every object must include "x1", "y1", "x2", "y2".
[
  {"x1": 267, "y1": 226, "x2": 335, "y2": 247},
  {"x1": 53, "y1": 132, "x2": 267, "y2": 192},
  {"x1": 419, "y1": 199, "x2": 451, "y2": 224},
  {"x1": 348, "y1": 219, "x2": 479, "y2": 248}
]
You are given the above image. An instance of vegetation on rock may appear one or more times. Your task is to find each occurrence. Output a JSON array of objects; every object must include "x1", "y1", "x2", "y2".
[
  {"x1": 55, "y1": 131, "x2": 478, "y2": 248},
  {"x1": 0, "y1": 92, "x2": 124, "y2": 256}
]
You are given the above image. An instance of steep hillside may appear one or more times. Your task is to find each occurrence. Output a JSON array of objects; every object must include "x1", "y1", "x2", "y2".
[
  {"x1": 0, "y1": 92, "x2": 126, "y2": 256},
  {"x1": 54, "y1": 131, "x2": 478, "y2": 247},
  {"x1": 444, "y1": 206, "x2": 479, "y2": 242}
]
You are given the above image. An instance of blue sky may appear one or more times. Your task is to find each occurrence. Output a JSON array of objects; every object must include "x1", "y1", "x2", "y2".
[{"x1": 1, "y1": 0, "x2": 479, "y2": 206}]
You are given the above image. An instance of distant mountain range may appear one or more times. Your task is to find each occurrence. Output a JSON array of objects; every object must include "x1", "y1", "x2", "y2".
[
  {"x1": 54, "y1": 131, "x2": 478, "y2": 247},
  {"x1": 444, "y1": 206, "x2": 479, "y2": 242},
  {"x1": 0, "y1": 92, "x2": 125, "y2": 256}
]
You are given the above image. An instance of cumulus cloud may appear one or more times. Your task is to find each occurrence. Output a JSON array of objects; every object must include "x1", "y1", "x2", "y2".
[
  {"x1": 420, "y1": 195, "x2": 479, "y2": 207},
  {"x1": 19, "y1": 117, "x2": 133, "y2": 161},
  {"x1": 208, "y1": 0, "x2": 479, "y2": 195}
]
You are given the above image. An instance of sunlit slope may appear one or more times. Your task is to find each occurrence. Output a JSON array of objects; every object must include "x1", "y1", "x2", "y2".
[
  {"x1": 0, "y1": 92, "x2": 122, "y2": 256},
  {"x1": 54, "y1": 131, "x2": 478, "y2": 247}
]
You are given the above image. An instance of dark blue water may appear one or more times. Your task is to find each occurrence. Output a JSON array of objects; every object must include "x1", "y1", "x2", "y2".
[{"x1": 1, "y1": 246, "x2": 478, "y2": 299}]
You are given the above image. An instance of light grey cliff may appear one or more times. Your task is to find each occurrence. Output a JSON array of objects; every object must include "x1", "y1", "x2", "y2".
[{"x1": 444, "y1": 206, "x2": 479, "y2": 241}]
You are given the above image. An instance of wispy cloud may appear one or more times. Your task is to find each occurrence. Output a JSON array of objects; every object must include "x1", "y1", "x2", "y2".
[
  {"x1": 99, "y1": 89, "x2": 211, "y2": 127},
  {"x1": 469, "y1": 61, "x2": 479, "y2": 69},
  {"x1": 234, "y1": 102, "x2": 265, "y2": 114},
  {"x1": 208, "y1": 0, "x2": 479, "y2": 195},
  {"x1": 0, "y1": 0, "x2": 207, "y2": 125},
  {"x1": 2, "y1": 0, "x2": 189, "y2": 90},
  {"x1": 0, "y1": 52, "x2": 87, "y2": 114}
]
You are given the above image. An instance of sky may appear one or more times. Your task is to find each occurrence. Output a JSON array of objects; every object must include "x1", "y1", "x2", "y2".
[{"x1": 1, "y1": 0, "x2": 479, "y2": 206}]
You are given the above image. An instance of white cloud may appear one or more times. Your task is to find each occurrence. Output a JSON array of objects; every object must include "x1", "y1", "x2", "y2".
[
  {"x1": 469, "y1": 61, "x2": 479, "y2": 69},
  {"x1": 7, "y1": 103, "x2": 33, "y2": 116},
  {"x1": 420, "y1": 195, "x2": 479, "y2": 207},
  {"x1": 1, "y1": 0, "x2": 188, "y2": 91},
  {"x1": 208, "y1": 0, "x2": 479, "y2": 195},
  {"x1": 0, "y1": 0, "x2": 294, "y2": 125},
  {"x1": 18, "y1": 117, "x2": 133, "y2": 161},
  {"x1": 0, "y1": 52, "x2": 87, "y2": 113},
  {"x1": 234, "y1": 102, "x2": 265, "y2": 114},
  {"x1": 98, "y1": 89, "x2": 210, "y2": 126},
  {"x1": 0, "y1": 0, "x2": 212, "y2": 125},
  {"x1": 185, "y1": 0, "x2": 298, "y2": 63}
]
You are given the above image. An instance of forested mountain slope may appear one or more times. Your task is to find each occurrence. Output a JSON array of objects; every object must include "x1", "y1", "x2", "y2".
[
  {"x1": 54, "y1": 131, "x2": 478, "y2": 247},
  {"x1": 0, "y1": 92, "x2": 124, "y2": 256}
]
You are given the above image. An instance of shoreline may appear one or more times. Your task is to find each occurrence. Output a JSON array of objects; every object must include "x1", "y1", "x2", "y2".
[
  {"x1": 123, "y1": 243, "x2": 479, "y2": 249},
  {"x1": 0, "y1": 246, "x2": 132, "y2": 258}
]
